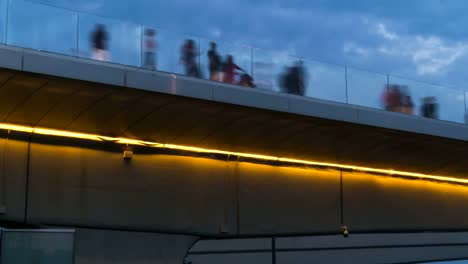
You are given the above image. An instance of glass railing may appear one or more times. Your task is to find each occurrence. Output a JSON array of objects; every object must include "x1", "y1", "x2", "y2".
[{"x1": 2, "y1": 0, "x2": 468, "y2": 127}]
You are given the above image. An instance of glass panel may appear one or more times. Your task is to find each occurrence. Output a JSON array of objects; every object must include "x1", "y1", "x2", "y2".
[
  {"x1": 7, "y1": 0, "x2": 77, "y2": 55},
  {"x1": 347, "y1": 68, "x2": 388, "y2": 109},
  {"x1": 465, "y1": 92, "x2": 468, "y2": 124},
  {"x1": 78, "y1": 13, "x2": 142, "y2": 67},
  {"x1": 253, "y1": 47, "x2": 297, "y2": 92},
  {"x1": 200, "y1": 38, "x2": 252, "y2": 86},
  {"x1": 0, "y1": 0, "x2": 8, "y2": 44},
  {"x1": 387, "y1": 76, "x2": 428, "y2": 117},
  {"x1": 157, "y1": 29, "x2": 200, "y2": 77},
  {"x1": 1, "y1": 230, "x2": 74, "y2": 264},
  {"x1": 426, "y1": 85, "x2": 465, "y2": 123},
  {"x1": 304, "y1": 60, "x2": 346, "y2": 103}
]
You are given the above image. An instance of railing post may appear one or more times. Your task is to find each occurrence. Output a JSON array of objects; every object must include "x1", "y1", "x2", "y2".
[
  {"x1": 251, "y1": 47, "x2": 254, "y2": 79},
  {"x1": 140, "y1": 25, "x2": 143, "y2": 68},
  {"x1": 75, "y1": 13, "x2": 79, "y2": 57},
  {"x1": 464, "y1": 91, "x2": 467, "y2": 124},
  {"x1": 345, "y1": 66, "x2": 348, "y2": 104},
  {"x1": 386, "y1": 74, "x2": 390, "y2": 90},
  {"x1": 198, "y1": 37, "x2": 201, "y2": 78}
]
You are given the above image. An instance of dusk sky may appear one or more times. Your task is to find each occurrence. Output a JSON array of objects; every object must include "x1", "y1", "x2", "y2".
[
  {"x1": 3, "y1": 0, "x2": 468, "y2": 123},
  {"x1": 27, "y1": 0, "x2": 468, "y2": 88}
]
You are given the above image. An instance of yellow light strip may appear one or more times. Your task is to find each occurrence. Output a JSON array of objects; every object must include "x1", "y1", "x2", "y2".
[
  {"x1": 33, "y1": 127, "x2": 103, "y2": 141},
  {"x1": 0, "y1": 123, "x2": 34, "y2": 133},
  {"x1": 2, "y1": 122, "x2": 468, "y2": 185}
]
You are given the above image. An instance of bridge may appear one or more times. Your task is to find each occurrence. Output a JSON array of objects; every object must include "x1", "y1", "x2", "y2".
[{"x1": 1, "y1": 1, "x2": 468, "y2": 263}]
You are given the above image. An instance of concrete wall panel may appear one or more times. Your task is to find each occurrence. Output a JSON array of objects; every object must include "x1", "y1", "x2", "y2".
[
  {"x1": 0, "y1": 46, "x2": 22, "y2": 70},
  {"x1": 125, "y1": 70, "x2": 172, "y2": 94},
  {"x1": 289, "y1": 96, "x2": 357, "y2": 123},
  {"x1": 173, "y1": 76, "x2": 214, "y2": 101},
  {"x1": 236, "y1": 164, "x2": 341, "y2": 235},
  {"x1": 343, "y1": 171, "x2": 468, "y2": 232},
  {"x1": 23, "y1": 52, "x2": 125, "y2": 86},
  {"x1": 27, "y1": 143, "x2": 233, "y2": 235},
  {"x1": 213, "y1": 85, "x2": 289, "y2": 112},
  {"x1": 0, "y1": 138, "x2": 29, "y2": 222}
]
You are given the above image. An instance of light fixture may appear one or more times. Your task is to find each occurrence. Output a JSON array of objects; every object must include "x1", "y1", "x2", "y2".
[{"x1": 0, "y1": 122, "x2": 466, "y2": 185}]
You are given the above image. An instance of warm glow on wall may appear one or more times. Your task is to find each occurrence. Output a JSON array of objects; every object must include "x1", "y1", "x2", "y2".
[{"x1": 1, "y1": 122, "x2": 467, "y2": 185}]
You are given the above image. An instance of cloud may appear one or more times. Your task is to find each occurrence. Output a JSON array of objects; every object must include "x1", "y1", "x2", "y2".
[
  {"x1": 209, "y1": 28, "x2": 222, "y2": 38},
  {"x1": 411, "y1": 37, "x2": 468, "y2": 75},
  {"x1": 376, "y1": 23, "x2": 399, "y2": 40},
  {"x1": 375, "y1": 27, "x2": 468, "y2": 75},
  {"x1": 343, "y1": 42, "x2": 369, "y2": 57},
  {"x1": 342, "y1": 20, "x2": 468, "y2": 78}
]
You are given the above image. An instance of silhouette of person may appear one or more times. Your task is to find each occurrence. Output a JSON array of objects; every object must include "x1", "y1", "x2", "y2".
[
  {"x1": 207, "y1": 42, "x2": 222, "y2": 81},
  {"x1": 281, "y1": 61, "x2": 306, "y2": 96},
  {"x1": 382, "y1": 85, "x2": 401, "y2": 112},
  {"x1": 421, "y1": 96, "x2": 438, "y2": 119},
  {"x1": 223, "y1": 55, "x2": 243, "y2": 84},
  {"x1": 143, "y1": 28, "x2": 157, "y2": 70},
  {"x1": 239, "y1": 73, "x2": 255, "y2": 88},
  {"x1": 91, "y1": 24, "x2": 109, "y2": 61},
  {"x1": 181, "y1": 39, "x2": 200, "y2": 78}
]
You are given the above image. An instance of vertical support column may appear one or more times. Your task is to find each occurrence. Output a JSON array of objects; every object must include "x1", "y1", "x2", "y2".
[
  {"x1": 0, "y1": 130, "x2": 9, "y2": 212},
  {"x1": 23, "y1": 135, "x2": 31, "y2": 224},
  {"x1": 220, "y1": 155, "x2": 241, "y2": 237},
  {"x1": 271, "y1": 237, "x2": 276, "y2": 264},
  {"x1": 340, "y1": 169, "x2": 344, "y2": 225}
]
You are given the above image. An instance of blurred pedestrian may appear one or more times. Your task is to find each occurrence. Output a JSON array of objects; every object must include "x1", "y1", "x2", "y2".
[
  {"x1": 421, "y1": 96, "x2": 438, "y2": 119},
  {"x1": 207, "y1": 42, "x2": 222, "y2": 81},
  {"x1": 239, "y1": 73, "x2": 255, "y2": 88},
  {"x1": 281, "y1": 61, "x2": 306, "y2": 96},
  {"x1": 223, "y1": 55, "x2": 243, "y2": 84},
  {"x1": 382, "y1": 85, "x2": 401, "y2": 112},
  {"x1": 181, "y1": 39, "x2": 200, "y2": 78},
  {"x1": 143, "y1": 28, "x2": 157, "y2": 70},
  {"x1": 400, "y1": 95, "x2": 414, "y2": 115},
  {"x1": 91, "y1": 24, "x2": 109, "y2": 61}
]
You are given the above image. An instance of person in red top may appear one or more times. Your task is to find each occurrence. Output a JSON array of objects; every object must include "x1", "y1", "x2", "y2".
[
  {"x1": 223, "y1": 55, "x2": 243, "y2": 84},
  {"x1": 382, "y1": 85, "x2": 401, "y2": 112}
]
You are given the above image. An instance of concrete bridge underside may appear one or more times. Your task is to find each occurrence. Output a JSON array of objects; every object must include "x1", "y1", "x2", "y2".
[
  {"x1": 0, "y1": 42, "x2": 468, "y2": 263},
  {"x1": 2, "y1": 135, "x2": 468, "y2": 238},
  {"x1": 0, "y1": 45, "x2": 467, "y2": 234},
  {"x1": 0, "y1": 43, "x2": 468, "y2": 264},
  {"x1": 0, "y1": 65, "x2": 467, "y2": 178}
]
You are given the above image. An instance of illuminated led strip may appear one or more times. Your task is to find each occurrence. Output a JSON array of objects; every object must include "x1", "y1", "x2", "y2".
[{"x1": 1, "y1": 123, "x2": 467, "y2": 185}]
